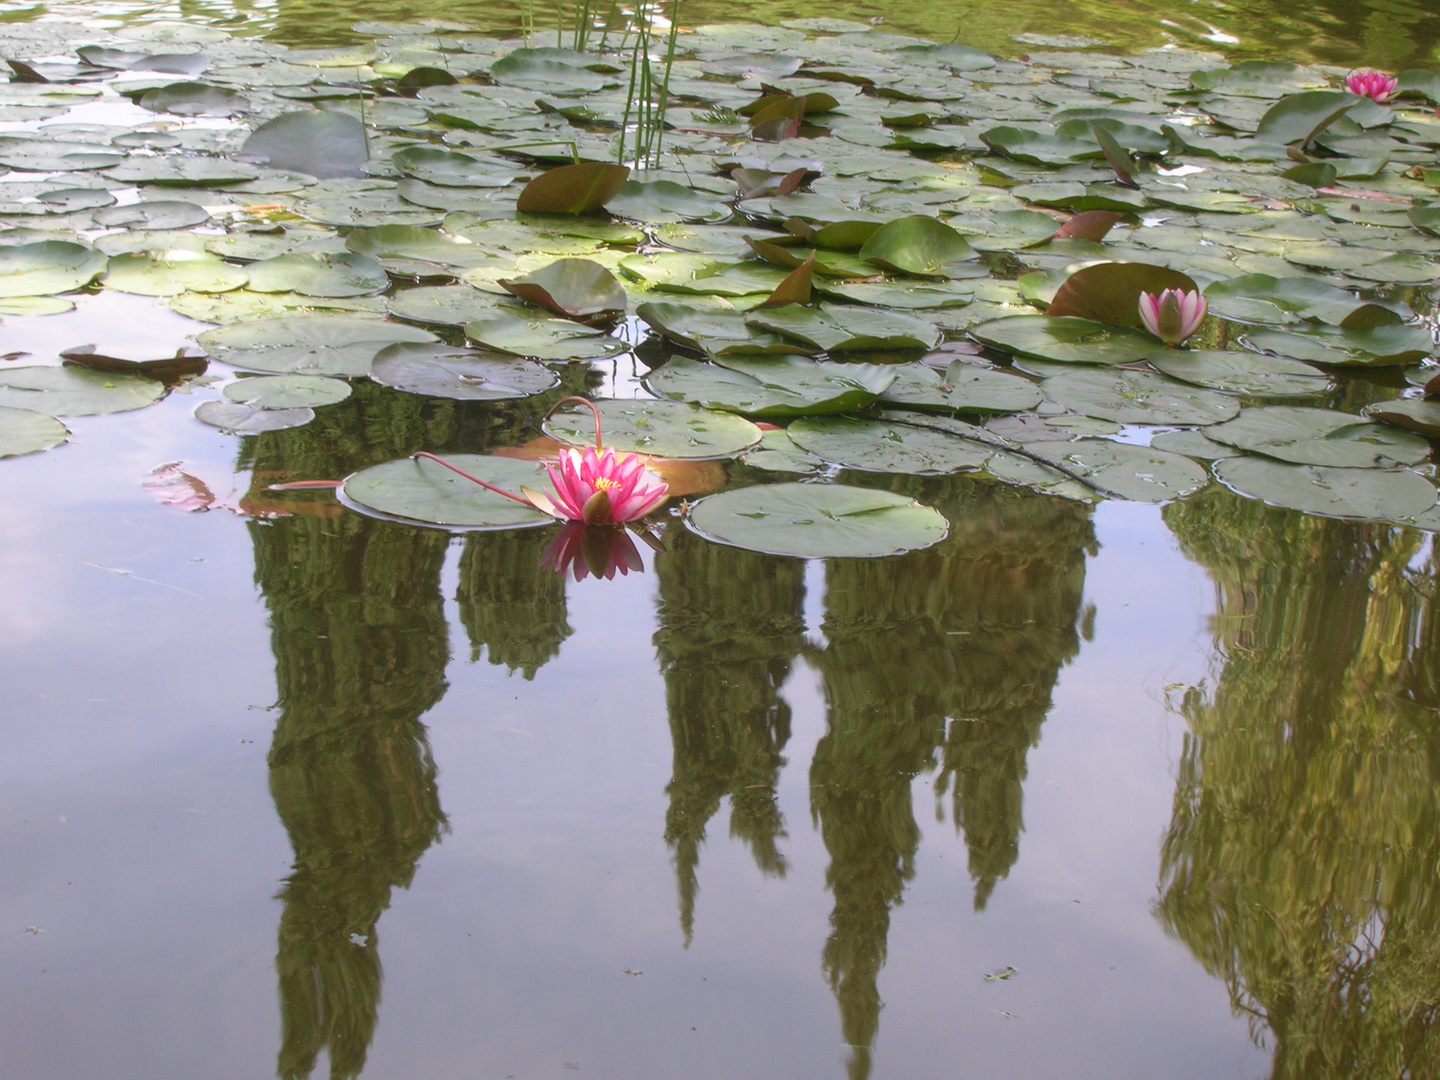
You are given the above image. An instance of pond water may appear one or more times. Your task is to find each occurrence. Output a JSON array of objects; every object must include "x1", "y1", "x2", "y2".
[{"x1": 2, "y1": 3, "x2": 1440, "y2": 1080}]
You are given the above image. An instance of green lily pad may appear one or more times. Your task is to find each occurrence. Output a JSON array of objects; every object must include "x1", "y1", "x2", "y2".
[
  {"x1": 386, "y1": 284, "x2": 510, "y2": 325},
  {"x1": 1048, "y1": 262, "x2": 1199, "y2": 328},
  {"x1": 223, "y1": 374, "x2": 351, "y2": 409},
  {"x1": 879, "y1": 360, "x2": 1044, "y2": 414},
  {"x1": 1362, "y1": 398, "x2": 1440, "y2": 437},
  {"x1": 1245, "y1": 326, "x2": 1432, "y2": 367},
  {"x1": 1149, "y1": 428, "x2": 1239, "y2": 460},
  {"x1": 1149, "y1": 349, "x2": 1333, "y2": 397},
  {"x1": 490, "y1": 49, "x2": 615, "y2": 94},
  {"x1": 500, "y1": 258, "x2": 626, "y2": 320},
  {"x1": 345, "y1": 453, "x2": 554, "y2": 529},
  {"x1": 464, "y1": 313, "x2": 626, "y2": 360},
  {"x1": 102, "y1": 251, "x2": 249, "y2": 296},
  {"x1": 1025, "y1": 438, "x2": 1210, "y2": 502},
  {"x1": 0, "y1": 241, "x2": 106, "y2": 297},
  {"x1": 980, "y1": 125, "x2": 1104, "y2": 165},
  {"x1": 787, "y1": 414, "x2": 992, "y2": 473},
  {"x1": 738, "y1": 428, "x2": 827, "y2": 473},
  {"x1": 645, "y1": 355, "x2": 896, "y2": 418},
  {"x1": 1255, "y1": 90, "x2": 1356, "y2": 146},
  {"x1": 392, "y1": 145, "x2": 516, "y2": 188},
  {"x1": 0, "y1": 405, "x2": 68, "y2": 457},
  {"x1": 1206, "y1": 405, "x2": 1431, "y2": 467},
  {"x1": 0, "y1": 297, "x2": 74, "y2": 316},
  {"x1": 240, "y1": 109, "x2": 368, "y2": 180},
  {"x1": 92, "y1": 201, "x2": 210, "y2": 230},
  {"x1": 199, "y1": 315, "x2": 437, "y2": 376},
  {"x1": 1215, "y1": 456, "x2": 1437, "y2": 520},
  {"x1": 543, "y1": 398, "x2": 762, "y2": 459},
  {"x1": 746, "y1": 303, "x2": 942, "y2": 352},
  {"x1": 606, "y1": 180, "x2": 730, "y2": 224},
  {"x1": 346, "y1": 224, "x2": 497, "y2": 268},
  {"x1": 0, "y1": 365, "x2": 164, "y2": 416},
  {"x1": 686, "y1": 481, "x2": 949, "y2": 558},
  {"x1": 857, "y1": 215, "x2": 976, "y2": 276},
  {"x1": 1040, "y1": 367, "x2": 1240, "y2": 425},
  {"x1": 370, "y1": 342, "x2": 559, "y2": 400},
  {"x1": 969, "y1": 315, "x2": 1160, "y2": 365},
  {"x1": 195, "y1": 399, "x2": 315, "y2": 433},
  {"x1": 244, "y1": 252, "x2": 389, "y2": 297},
  {"x1": 1202, "y1": 273, "x2": 1383, "y2": 326}
]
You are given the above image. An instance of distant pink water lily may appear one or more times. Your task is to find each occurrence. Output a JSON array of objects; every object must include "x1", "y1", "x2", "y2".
[
  {"x1": 542, "y1": 521, "x2": 645, "y2": 581},
  {"x1": 1138, "y1": 289, "x2": 1207, "y2": 347},
  {"x1": 524, "y1": 445, "x2": 670, "y2": 525},
  {"x1": 1346, "y1": 69, "x2": 1398, "y2": 102}
]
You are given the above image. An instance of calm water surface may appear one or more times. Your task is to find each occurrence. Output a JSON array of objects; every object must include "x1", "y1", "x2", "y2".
[{"x1": 1, "y1": 2, "x2": 1440, "y2": 1079}]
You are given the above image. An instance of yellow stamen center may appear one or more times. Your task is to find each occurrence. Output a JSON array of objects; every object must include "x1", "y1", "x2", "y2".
[{"x1": 593, "y1": 477, "x2": 621, "y2": 492}]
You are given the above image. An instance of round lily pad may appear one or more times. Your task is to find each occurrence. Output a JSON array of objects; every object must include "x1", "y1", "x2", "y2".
[
  {"x1": 1148, "y1": 349, "x2": 1333, "y2": 397},
  {"x1": 199, "y1": 315, "x2": 438, "y2": 376},
  {"x1": 0, "y1": 405, "x2": 68, "y2": 457},
  {"x1": 1149, "y1": 429, "x2": 1238, "y2": 460},
  {"x1": 0, "y1": 365, "x2": 164, "y2": 415},
  {"x1": 787, "y1": 415, "x2": 992, "y2": 474},
  {"x1": 686, "y1": 481, "x2": 949, "y2": 558},
  {"x1": 969, "y1": 316, "x2": 1159, "y2": 365},
  {"x1": 1215, "y1": 456, "x2": 1438, "y2": 520},
  {"x1": 92, "y1": 200, "x2": 210, "y2": 230},
  {"x1": 464, "y1": 313, "x2": 627, "y2": 360},
  {"x1": 245, "y1": 252, "x2": 390, "y2": 297},
  {"x1": 386, "y1": 284, "x2": 509, "y2": 325},
  {"x1": 1025, "y1": 438, "x2": 1211, "y2": 502},
  {"x1": 102, "y1": 250, "x2": 248, "y2": 296},
  {"x1": 1040, "y1": 368, "x2": 1241, "y2": 425},
  {"x1": 0, "y1": 241, "x2": 106, "y2": 297},
  {"x1": 645, "y1": 355, "x2": 896, "y2": 418},
  {"x1": 544, "y1": 398, "x2": 762, "y2": 459},
  {"x1": 880, "y1": 361, "x2": 1044, "y2": 414},
  {"x1": 195, "y1": 400, "x2": 315, "y2": 433},
  {"x1": 370, "y1": 342, "x2": 559, "y2": 400},
  {"x1": 343, "y1": 454, "x2": 554, "y2": 529},
  {"x1": 1206, "y1": 405, "x2": 1431, "y2": 468},
  {"x1": 223, "y1": 375, "x2": 351, "y2": 409},
  {"x1": 139, "y1": 81, "x2": 248, "y2": 116}
]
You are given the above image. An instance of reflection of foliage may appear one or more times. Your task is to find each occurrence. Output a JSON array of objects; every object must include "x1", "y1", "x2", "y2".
[
  {"x1": 811, "y1": 477, "x2": 1092, "y2": 1080},
  {"x1": 1160, "y1": 485, "x2": 1440, "y2": 1079},
  {"x1": 653, "y1": 525, "x2": 805, "y2": 944},
  {"x1": 457, "y1": 527, "x2": 571, "y2": 680}
]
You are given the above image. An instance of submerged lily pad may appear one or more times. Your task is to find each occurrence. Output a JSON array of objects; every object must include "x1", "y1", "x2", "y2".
[
  {"x1": 1216, "y1": 456, "x2": 1437, "y2": 520},
  {"x1": 370, "y1": 342, "x2": 559, "y2": 400},
  {"x1": 686, "y1": 481, "x2": 949, "y2": 558},
  {"x1": 195, "y1": 399, "x2": 315, "y2": 433},
  {"x1": 0, "y1": 405, "x2": 68, "y2": 457},
  {"x1": 544, "y1": 398, "x2": 762, "y2": 459},
  {"x1": 0, "y1": 365, "x2": 164, "y2": 415},
  {"x1": 344, "y1": 454, "x2": 554, "y2": 529},
  {"x1": 223, "y1": 374, "x2": 352, "y2": 409},
  {"x1": 1206, "y1": 405, "x2": 1431, "y2": 467},
  {"x1": 645, "y1": 355, "x2": 896, "y2": 418}
]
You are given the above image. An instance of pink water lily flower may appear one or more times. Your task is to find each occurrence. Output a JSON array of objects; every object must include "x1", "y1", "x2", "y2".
[
  {"x1": 1138, "y1": 289, "x2": 1207, "y2": 347},
  {"x1": 542, "y1": 521, "x2": 645, "y2": 581},
  {"x1": 526, "y1": 445, "x2": 670, "y2": 525},
  {"x1": 1346, "y1": 69, "x2": 1398, "y2": 103}
]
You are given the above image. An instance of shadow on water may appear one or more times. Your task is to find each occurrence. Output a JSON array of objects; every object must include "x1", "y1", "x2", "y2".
[
  {"x1": 1160, "y1": 486, "x2": 1440, "y2": 1079},
  {"x1": 655, "y1": 473, "x2": 1095, "y2": 1079}
]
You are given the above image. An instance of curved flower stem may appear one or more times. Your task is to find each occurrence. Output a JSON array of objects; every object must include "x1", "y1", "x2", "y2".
[
  {"x1": 412, "y1": 452, "x2": 533, "y2": 505},
  {"x1": 546, "y1": 396, "x2": 604, "y2": 450}
]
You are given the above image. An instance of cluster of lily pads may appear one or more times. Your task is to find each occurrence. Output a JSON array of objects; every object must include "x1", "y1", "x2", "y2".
[{"x1": 1, "y1": 12, "x2": 1440, "y2": 555}]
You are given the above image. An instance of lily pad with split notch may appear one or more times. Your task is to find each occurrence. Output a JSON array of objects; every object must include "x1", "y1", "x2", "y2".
[
  {"x1": 370, "y1": 342, "x2": 559, "y2": 400},
  {"x1": 745, "y1": 303, "x2": 942, "y2": 352},
  {"x1": 195, "y1": 400, "x2": 315, "y2": 433},
  {"x1": 645, "y1": 355, "x2": 896, "y2": 418},
  {"x1": 500, "y1": 258, "x2": 626, "y2": 322},
  {"x1": 1216, "y1": 456, "x2": 1437, "y2": 520},
  {"x1": 199, "y1": 315, "x2": 437, "y2": 376},
  {"x1": 1025, "y1": 438, "x2": 1210, "y2": 502},
  {"x1": 1148, "y1": 349, "x2": 1332, "y2": 397},
  {"x1": 787, "y1": 415, "x2": 992, "y2": 474},
  {"x1": 544, "y1": 398, "x2": 762, "y2": 459},
  {"x1": 880, "y1": 361, "x2": 1044, "y2": 415},
  {"x1": 1206, "y1": 405, "x2": 1431, "y2": 467},
  {"x1": 686, "y1": 481, "x2": 948, "y2": 558},
  {"x1": 515, "y1": 162, "x2": 630, "y2": 215},
  {"x1": 0, "y1": 405, "x2": 67, "y2": 457},
  {"x1": 605, "y1": 181, "x2": 730, "y2": 224},
  {"x1": 1047, "y1": 262, "x2": 1199, "y2": 329},
  {"x1": 858, "y1": 215, "x2": 977, "y2": 277},
  {"x1": 139, "y1": 82, "x2": 248, "y2": 117},
  {"x1": 0, "y1": 365, "x2": 164, "y2": 416},
  {"x1": 1040, "y1": 367, "x2": 1240, "y2": 425},
  {"x1": 386, "y1": 284, "x2": 510, "y2": 326},
  {"x1": 345, "y1": 454, "x2": 567, "y2": 529},
  {"x1": 464, "y1": 313, "x2": 626, "y2": 360},
  {"x1": 223, "y1": 374, "x2": 351, "y2": 409}
]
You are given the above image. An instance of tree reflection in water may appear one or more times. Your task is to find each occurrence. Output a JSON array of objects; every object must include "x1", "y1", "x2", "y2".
[{"x1": 1161, "y1": 486, "x2": 1440, "y2": 1079}]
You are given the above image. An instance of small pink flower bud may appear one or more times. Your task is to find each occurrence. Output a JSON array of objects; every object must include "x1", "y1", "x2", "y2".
[{"x1": 1138, "y1": 289, "x2": 1207, "y2": 347}]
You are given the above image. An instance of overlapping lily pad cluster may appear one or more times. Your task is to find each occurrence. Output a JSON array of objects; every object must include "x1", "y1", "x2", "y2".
[{"x1": 2, "y1": 13, "x2": 1440, "y2": 553}]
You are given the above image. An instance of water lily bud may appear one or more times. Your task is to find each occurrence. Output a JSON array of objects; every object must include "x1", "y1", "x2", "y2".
[{"x1": 1138, "y1": 289, "x2": 1207, "y2": 347}]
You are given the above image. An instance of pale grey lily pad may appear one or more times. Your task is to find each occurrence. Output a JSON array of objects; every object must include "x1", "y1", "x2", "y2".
[
  {"x1": 344, "y1": 453, "x2": 554, "y2": 529},
  {"x1": 1149, "y1": 429, "x2": 1239, "y2": 460},
  {"x1": 245, "y1": 252, "x2": 390, "y2": 297},
  {"x1": 1025, "y1": 439, "x2": 1211, "y2": 502},
  {"x1": 645, "y1": 355, "x2": 896, "y2": 418},
  {"x1": 746, "y1": 303, "x2": 942, "y2": 352},
  {"x1": 787, "y1": 415, "x2": 992, "y2": 474},
  {"x1": 241, "y1": 109, "x2": 368, "y2": 179},
  {"x1": 464, "y1": 314, "x2": 626, "y2": 360},
  {"x1": 880, "y1": 361, "x2": 1044, "y2": 414},
  {"x1": 1206, "y1": 405, "x2": 1431, "y2": 467},
  {"x1": 1362, "y1": 398, "x2": 1440, "y2": 438},
  {"x1": 0, "y1": 365, "x2": 164, "y2": 416},
  {"x1": 92, "y1": 201, "x2": 210, "y2": 230},
  {"x1": 1148, "y1": 349, "x2": 1333, "y2": 397},
  {"x1": 102, "y1": 251, "x2": 248, "y2": 296},
  {"x1": 386, "y1": 284, "x2": 509, "y2": 325},
  {"x1": 0, "y1": 138, "x2": 123, "y2": 172},
  {"x1": 223, "y1": 374, "x2": 351, "y2": 409},
  {"x1": 104, "y1": 158, "x2": 260, "y2": 186},
  {"x1": 1216, "y1": 456, "x2": 1437, "y2": 520},
  {"x1": 346, "y1": 224, "x2": 498, "y2": 268},
  {"x1": 140, "y1": 82, "x2": 248, "y2": 116},
  {"x1": 0, "y1": 241, "x2": 106, "y2": 297},
  {"x1": 1040, "y1": 368, "x2": 1240, "y2": 425},
  {"x1": 544, "y1": 398, "x2": 762, "y2": 459},
  {"x1": 969, "y1": 316, "x2": 1159, "y2": 365},
  {"x1": 392, "y1": 146, "x2": 517, "y2": 188},
  {"x1": 686, "y1": 481, "x2": 949, "y2": 558},
  {"x1": 195, "y1": 399, "x2": 315, "y2": 433},
  {"x1": 0, "y1": 405, "x2": 68, "y2": 457},
  {"x1": 0, "y1": 297, "x2": 74, "y2": 316},
  {"x1": 199, "y1": 315, "x2": 437, "y2": 376},
  {"x1": 370, "y1": 342, "x2": 559, "y2": 400},
  {"x1": 606, "y1": 180, "x2": 730, "y2": 224},
  {"x1": 38, "y1": 187, "x2": 117, "y2": 212}
]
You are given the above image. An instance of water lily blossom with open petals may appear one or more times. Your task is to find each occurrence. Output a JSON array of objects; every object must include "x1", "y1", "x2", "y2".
[
  {"x1": 1138, "y1": 289, "x2": 1207, "y2": 347},
  {"x1": 524, "y1": 445, "x2": 669, "y2": 525},
  {"x1": 1346, "y1": 69, "x2": 1398, "y2": 102}
]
